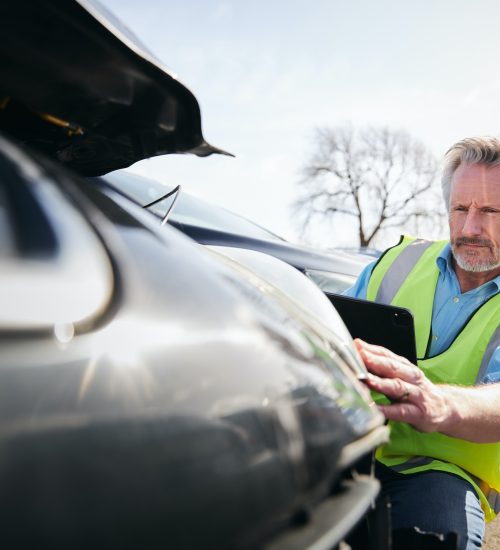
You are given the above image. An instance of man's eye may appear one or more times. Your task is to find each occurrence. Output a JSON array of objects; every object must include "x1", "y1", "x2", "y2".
[{"x1": 453, "y1": 206, "x2": 468, "y2": 212}]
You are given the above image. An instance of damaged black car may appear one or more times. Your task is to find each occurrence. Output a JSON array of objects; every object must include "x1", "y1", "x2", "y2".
[{"x1": 0, "y1": 1, "x2": 388, "y2": 548}]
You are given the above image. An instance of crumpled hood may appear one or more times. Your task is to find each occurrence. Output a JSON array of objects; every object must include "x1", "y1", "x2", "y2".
[{"x1": 0, "y1": 0, "x2": 230, "y2": 175}]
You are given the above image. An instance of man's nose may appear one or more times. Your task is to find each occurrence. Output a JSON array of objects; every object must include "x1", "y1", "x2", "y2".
[{"x1": 461, "y1": 207, "x2": 482, "y2": 236}]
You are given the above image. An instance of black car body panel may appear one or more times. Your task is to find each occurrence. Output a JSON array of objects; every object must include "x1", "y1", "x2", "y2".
[{"x1": 0, "y1": 0, "x2": 229, "y2": 177}]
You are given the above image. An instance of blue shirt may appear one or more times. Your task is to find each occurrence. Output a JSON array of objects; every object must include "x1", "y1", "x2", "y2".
[{"x1": 345, "y1": 243, "x2": 500, "y2": 383}]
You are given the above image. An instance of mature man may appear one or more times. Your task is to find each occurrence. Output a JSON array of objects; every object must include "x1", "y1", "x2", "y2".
[{"x1": 346, "y1": 137, "x2": 499, "y2": 549}]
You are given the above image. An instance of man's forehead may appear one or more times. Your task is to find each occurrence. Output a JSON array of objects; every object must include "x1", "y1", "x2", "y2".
[
  {"x1": 451, "y1": 163, "x2": 500, "y2": 203},
  {"x1": 453, "y1": 162, "x2": 500, "y2": 180}
]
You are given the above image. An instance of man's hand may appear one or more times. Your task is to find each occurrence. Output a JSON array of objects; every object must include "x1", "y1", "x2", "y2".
[
  {"x1": 354, "y1": 338, "x2": 459, "y2": 434},
  {"x1": 354, "y1": 338, "x2": 500, "y2": 443}
]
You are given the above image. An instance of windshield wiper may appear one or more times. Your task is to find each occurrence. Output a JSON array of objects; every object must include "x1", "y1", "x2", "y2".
[{"x1": 142, "y1": 185, "x2": 181, "y2": 226}]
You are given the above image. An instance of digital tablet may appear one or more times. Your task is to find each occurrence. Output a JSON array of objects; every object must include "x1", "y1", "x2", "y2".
[{"x1": 326, "y1": 293, "x2": 418, "y2": 364}]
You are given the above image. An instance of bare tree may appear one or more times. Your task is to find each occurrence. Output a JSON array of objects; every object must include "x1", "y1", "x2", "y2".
[{"x1": 294, "y1": 126, "x2": 445, "y2": 247}]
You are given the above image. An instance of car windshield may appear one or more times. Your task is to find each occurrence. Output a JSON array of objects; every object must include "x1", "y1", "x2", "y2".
[{"x1": 103, "y1": 171, "x2": 284, "y2": 242}]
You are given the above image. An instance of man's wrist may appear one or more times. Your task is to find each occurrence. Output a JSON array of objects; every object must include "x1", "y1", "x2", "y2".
[{"x1": 438, "y1": 385, "x2": 465, "y2": 437}]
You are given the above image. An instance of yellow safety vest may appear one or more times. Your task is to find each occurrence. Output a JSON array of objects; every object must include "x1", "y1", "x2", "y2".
[{"x1": 366, "y1": 236, "x2": 500, "y2": 521}]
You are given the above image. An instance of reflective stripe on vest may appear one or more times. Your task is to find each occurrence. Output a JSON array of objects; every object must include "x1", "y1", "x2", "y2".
[
  {"x1": 472, "y1": 476, "x2": 500, "y2": 515},
  {"x1": 375, "y1": 239, "x2": 434, "y2": 303},
  {"x1": 476, "y1": 325, "x2": 500, "y2": 384},
  {"x1": 488, "y1": 490, "x2": 500, "y2": 515},
  {"x1": 390, "y1": 456, "x2": 434, "y2": 472}
]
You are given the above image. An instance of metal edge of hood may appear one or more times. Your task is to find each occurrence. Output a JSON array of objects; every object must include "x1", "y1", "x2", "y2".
[
  {"x1": 78, "y1": 0, "x2": 231, "y2": 159},
  {"x1": 74, "y1": 0, "x2": 233, "y2": 160},
  {"x1": 0, "y1": 0, "x2": 233, "y2": 176}
]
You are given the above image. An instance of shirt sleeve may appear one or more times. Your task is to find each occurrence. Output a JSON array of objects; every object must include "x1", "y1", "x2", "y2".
[
  {"x1": 343, "y1": 261, "x2": 376, "y2": 299},
  {"x1": 482, "y1": 347, "x2": 500, "y2": 384}
]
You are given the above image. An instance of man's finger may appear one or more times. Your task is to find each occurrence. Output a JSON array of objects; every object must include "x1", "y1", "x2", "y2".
[
  {"x1": 354, "y1": 339, "x2": 423, "y2": 383},
  {"x1": 378, "y1": 402, "x2": 423, "y2": 426},
  {"x1": 354, "y1": 339, "x2": 414, "y2": 370},
  {"x1": 365, "y1": 373, "x2": 416, "y2": 402}
]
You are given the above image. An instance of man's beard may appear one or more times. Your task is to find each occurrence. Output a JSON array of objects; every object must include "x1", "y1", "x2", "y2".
[{"x1": 451, "y1": 237, "x2": 500, "y2": 272}]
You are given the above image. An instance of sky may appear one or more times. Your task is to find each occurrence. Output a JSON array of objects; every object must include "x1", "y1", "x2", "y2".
[{"x1": 98, "y1": 0, "x2": 500, "y2": 248}]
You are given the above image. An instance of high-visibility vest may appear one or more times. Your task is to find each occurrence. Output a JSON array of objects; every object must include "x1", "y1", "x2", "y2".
[{"x1": 366, "y1": 236, "x2": 500, "y2": 521}]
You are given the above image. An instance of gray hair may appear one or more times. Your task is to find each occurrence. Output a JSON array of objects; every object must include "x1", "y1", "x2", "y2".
[{"x1": 442, "y1": 136, "x2": 500, "y2": 207}]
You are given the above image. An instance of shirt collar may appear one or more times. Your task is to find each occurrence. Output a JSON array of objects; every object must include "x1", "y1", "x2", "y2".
[{"x1": 436, "y1": 242, "x2": 500, "y2": 293}]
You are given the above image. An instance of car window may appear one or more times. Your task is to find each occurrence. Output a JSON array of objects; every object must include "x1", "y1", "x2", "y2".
[{"x1": 104, "y1": 171, "x2": 284, "y2": 242}]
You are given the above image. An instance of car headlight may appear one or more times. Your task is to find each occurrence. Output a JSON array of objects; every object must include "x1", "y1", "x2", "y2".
[{"x1": 305, "y1": 269, "x2": 357, "y2": 294}]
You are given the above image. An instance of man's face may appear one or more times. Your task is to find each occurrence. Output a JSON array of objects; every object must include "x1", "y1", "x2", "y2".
[{"x1": 449, "y1": 163, "x2": 500, "y2": 273}]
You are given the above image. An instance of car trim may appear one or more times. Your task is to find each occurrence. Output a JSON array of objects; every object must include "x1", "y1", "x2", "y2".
[{"x1": 264, "y1": 474, "x2": 380, "y2": 550}]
